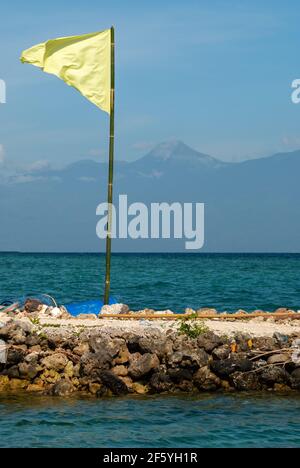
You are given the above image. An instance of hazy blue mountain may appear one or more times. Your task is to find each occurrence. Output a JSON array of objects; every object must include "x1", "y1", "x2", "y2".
[{"x1": 0, "y1": 141, "x2": 299, "y2": 252}]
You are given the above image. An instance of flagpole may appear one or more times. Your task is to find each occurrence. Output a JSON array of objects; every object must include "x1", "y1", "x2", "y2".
[{"x1": 103, "y1": 26, "x2": 115, "y2": 304}]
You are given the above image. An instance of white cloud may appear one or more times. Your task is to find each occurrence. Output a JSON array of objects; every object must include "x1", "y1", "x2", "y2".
[
  {"x1": 0, "y1": 144, "x2": 5, "y2": 163},
  {"x1": 78, "y1": 176, "x2": 96, "y2": 182},
  {"x1": 12, "y1": 174, "x2": 43, "y2": 184},
  {"x1": 26, "y1": 160, "x2": 51, "y2": 172},
  {"x1": 10, "y1": 174, "x2": 62, "y2": 184}
]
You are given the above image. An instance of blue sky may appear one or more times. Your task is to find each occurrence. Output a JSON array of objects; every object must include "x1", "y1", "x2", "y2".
[{"x1": 1, "y1": 0, "x2": 300, "y2": 170}]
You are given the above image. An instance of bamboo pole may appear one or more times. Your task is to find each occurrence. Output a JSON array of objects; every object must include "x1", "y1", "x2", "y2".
[{"x1": 103, "y1": 26, "x2": 115, "y2": 304}]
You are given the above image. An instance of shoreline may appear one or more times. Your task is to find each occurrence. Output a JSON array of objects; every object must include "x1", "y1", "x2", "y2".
[{"x1": 1, "y1": 310, "x2": 300, "y2": 397}]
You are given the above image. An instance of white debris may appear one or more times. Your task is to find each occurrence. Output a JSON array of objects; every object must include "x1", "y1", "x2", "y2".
[
  {"x1": 153, "y1": 310, "x2": 174, "y2": 315},
  {"x1": 49, "y1": 307, "x2": 63, "y2": 318},
  {"x1": 291, "y1": 338, "x2": 300, "y2": 364},
  {"x1": 0, "y1": 339, "x2": 7, "y2": 364}
]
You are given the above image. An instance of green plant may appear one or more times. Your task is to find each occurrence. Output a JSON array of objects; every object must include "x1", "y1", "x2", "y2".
[
  {"x1": 178, "y1": 317, "x2": 209, "y2": 338},
  {"x1": 74, "y1": 326, "x2": 85, "y2": 337},
  {"x1": 41, "y1": 323, "x2": 61, "y2": 328},
  {"x1": 181, "y1": 312, "x2": 198, "y2": 320},
  {"x1": 29, "y1": 316, "x2": 40, "y2": 325},
  {"x1": 37, "y1": 331, "x2": 48, "y2": 340}
]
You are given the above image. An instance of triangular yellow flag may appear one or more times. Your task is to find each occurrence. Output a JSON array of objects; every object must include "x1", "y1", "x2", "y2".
[{"x1": 20, "y1": 29, "x2": 111, "y2": 113}]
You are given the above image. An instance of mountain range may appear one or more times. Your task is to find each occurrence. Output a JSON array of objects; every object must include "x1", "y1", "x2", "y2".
[{"x1": 0, "y1": 140, "x2": 299, "y2": 252}]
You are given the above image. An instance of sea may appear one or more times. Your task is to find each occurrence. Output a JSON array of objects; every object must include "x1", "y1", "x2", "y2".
[{"x1": 0, "y1": 252, "x2": 300, "y2": 448}]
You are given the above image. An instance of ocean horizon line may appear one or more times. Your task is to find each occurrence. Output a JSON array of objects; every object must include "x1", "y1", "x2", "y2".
[{"x1": 1, "y1": 251, "x2": 300, "y2": 255}]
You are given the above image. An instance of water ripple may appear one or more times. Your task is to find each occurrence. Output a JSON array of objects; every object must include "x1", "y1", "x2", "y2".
[
  {"x1": 0, "y1": 394, "x2": 299, "y2": 448},
  {"x1": 1, "y1": 252, "x2": 300, "y2": 311}
]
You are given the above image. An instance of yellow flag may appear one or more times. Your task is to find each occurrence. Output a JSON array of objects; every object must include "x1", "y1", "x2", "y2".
[{"x1": 20, "y1": 29, "x2": 111, "y2": 113}]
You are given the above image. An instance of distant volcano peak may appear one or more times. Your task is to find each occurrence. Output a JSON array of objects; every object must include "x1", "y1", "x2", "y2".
[
  {"x1": 146, "y1": 140, "x2": 195, "y2": 161},
  {"x1": 138, "y1": 140, "x2": 224, "y2": 169}
]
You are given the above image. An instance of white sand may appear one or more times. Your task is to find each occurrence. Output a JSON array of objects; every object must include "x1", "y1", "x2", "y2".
[
  {"x1": 1, "y1": 313, "x2": 300, "y2": 337},
  {"x1": 38, "y1": 316, "x2": 300, "y2": 337}
]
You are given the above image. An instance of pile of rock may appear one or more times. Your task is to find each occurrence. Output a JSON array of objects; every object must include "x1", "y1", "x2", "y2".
[
  {"x1": 0, "y1": 317, "x2": 299, "y2": 397},
  {"x1": 185, "y1": 307, "x2": 300, "y2": 318},
  {"x1": 100, "y1": 303, "x2": 130, "y2": 315},
  {"x1": 3, "y1": 298, "x2": 300, "y2": 322},
  {"x1": 99, "y1": 304, "x2": 175, "y2": 317},
  {"x1": 3, "y1": 298, "x2": 72, "y2": 320}
]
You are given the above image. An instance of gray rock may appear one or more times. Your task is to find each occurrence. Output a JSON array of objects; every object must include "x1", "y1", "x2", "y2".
[
  {"x1": 113, "y1": 345, "x2": 130, "y2": 365},
  {"x1": 61, "y1": 338, "x2": 80, "y2": 351},
  {"x1": 9, "y1": 330, "x2": 27, "y2": 345},
  {"x1": 24, "y1": 298, "x2": 43, "y2": 313},
  {"x1": 260, "y1": 366, "x2": 288, "y2": 386},
  {"x1": 73, "y1": 342, "x2": 89, "y2": 356},
  {"x1": 26, "y1": 335, "x2": 40, "y2": 347},
  {"x1": 13, "y1": 320, "x2": 34, "y2": 334},
  {"x1": 112, "y1": 365, "x2": 128, "y2": 377},
  {"x1": 267, "y1": 353, "x2": 290, "y2": 365},
  {"x1": 232, "y1": 357, "x2": 253, "y2": 372},
  {"x1": 80, "y1": 351, "x2": 111, "y2": 377},
  {"x1": 212, "y1": 344, "x2": 231, "y2": 360},
  {"x1": 138, "y1": 335, "x2": 173, "y2": 359},
  {"x1": 289, "y1": 367, "x2": 300, "y2": 390},
  {"x1": 25, "y1": 352, "x2": 39, "y2": 365},
  {"x1": 96, "y1": 386, "x2": 113, "y2": 397},
  {"x1": 0, "y1": 322, "x2": 29, "y2": 344},
  {"x1": 211, "y1": 358, "x2": 252, "y2": 379},
  {"x1": 210, "y1": 359, "x2": 234, "y2": 379},
  {"x1": 168, "y1": 346, "x2": 209, "y2": 369},
  {"x1": 128, "y1": 351, "x2": 142, "y2": 364},
  {"x1": 231, "y1": 372, "x2": 260, "y2": 391},
  {"x1": 99, "y1": 370, "x2": 128, "y2": 395},
  {"x1": 253, "y1": 337, "x2": 278, "y2": 351},
  {"x1": 197, "y1": 332, "x2": 224, "y2": 352},
  {"x1": 47, "y1": 335, "x2": 64, "y2": 349},
  {"x1": 193, "y1": 366, "x2": 221, "y2": 391},
  {"x1": 6, "y1": 347, "x2": 26, "y2": 365},
  {"x1": 50, "y1": 379, "x2": 75, "y2": 396},
  {"x1": 0, "y1": 318, "x2": 33, "y2": 331},
  {"x1": 5, "y1": 365, "x2": 20, "y2": 378},
  {"x1": 150, "y1": 372, "x2": 173, "y2": 393},
  {"x1": 18, "y1": 362, "x2": 39, "y2": 380},
  {"x1": 126, "y1": 334, "x2": 142, "y2": 353},
  {"x1": 176, "y1": 379, "x2": 194, "y2": 392},
  {"x1": 129, "y1": 353, "x2": 160, "y2": 379},
  {"x1": 89, "y1": 335, "x2": 123, "y2": 357},
  {"x1": 100, "y1": 303, "x2": 130, "y2": 316},
  {"x1": 0, "y1": 325, "x2": 13, "y2": 340},
  {"x1": 291, "y1": 367, "x2": 300, "y2": 380},
  {"x1": 168, "y1": 368, "x2": 193, "y2": 383},
  {"x1": 41, "y1": 353, "x2": 69, "y2": 371},
  {"x1": 73, "y1": 363, "x2": 81, "y2": 378}
]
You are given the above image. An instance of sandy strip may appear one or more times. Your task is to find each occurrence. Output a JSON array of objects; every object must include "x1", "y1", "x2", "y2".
[
  {"x1": 37, "y1": 317, "x2": 300, "y2": 337},
  {"x1": 1, "y1": 313, "x2": 300, "y2": 337}
]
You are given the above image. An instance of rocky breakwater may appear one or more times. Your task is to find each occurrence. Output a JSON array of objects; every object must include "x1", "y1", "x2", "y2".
[{"x1": 0, "y1": 317, "x2": 300, "y2": 397}]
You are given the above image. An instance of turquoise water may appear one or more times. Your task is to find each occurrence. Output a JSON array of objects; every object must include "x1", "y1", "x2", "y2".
[
  {"x1": 0, "y1": 253, "x2": 300, "y2": 448},
  {"x1": 0, "y1": 252, "x2": 300, "y2": 312},
  {"x1": 0, "y1": 394, "x2": 299, "y2": 448}
]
